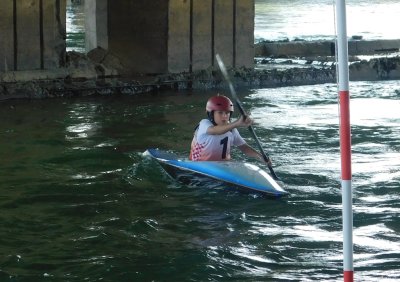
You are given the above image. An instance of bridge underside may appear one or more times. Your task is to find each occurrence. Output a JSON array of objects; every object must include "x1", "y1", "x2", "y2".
[{"x1": 0, "y1": 0, "x2": 254, "y2": 75}]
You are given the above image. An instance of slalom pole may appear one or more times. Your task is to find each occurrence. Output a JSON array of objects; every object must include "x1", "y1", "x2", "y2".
[{"x1": 335, "y1": 0, "x2": 353, "y2": 281}]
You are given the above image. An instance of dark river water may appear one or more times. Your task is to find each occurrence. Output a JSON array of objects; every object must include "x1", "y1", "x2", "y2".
[{"x1": 1, "y1": 81, "x2": 399, "y2": 281}]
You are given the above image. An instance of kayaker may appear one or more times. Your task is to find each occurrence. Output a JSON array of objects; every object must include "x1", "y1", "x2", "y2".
[{"x1": 189, "y1": 94, "x2": 272, "y2": 165}]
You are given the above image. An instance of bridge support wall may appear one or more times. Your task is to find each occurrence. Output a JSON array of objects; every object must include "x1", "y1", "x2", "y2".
[
  {"x1": 1, "y1": 0, "x2": 254, "y2": 76},
  {"x1": 0, "y1": 0, "x2": 66, "y2": 72},
  {"x1": 100, "y1": 0, "x2": 254, "y2": 74}
]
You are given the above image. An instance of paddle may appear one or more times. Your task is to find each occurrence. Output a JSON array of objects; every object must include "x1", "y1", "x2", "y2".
[{"x1": 215, "y1": 54, "x2": 280, "y2": 181}]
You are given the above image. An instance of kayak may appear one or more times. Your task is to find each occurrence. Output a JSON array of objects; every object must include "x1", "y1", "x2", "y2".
[{"x1": 144, "y1": 148, "x2": 289, "y2": 198}]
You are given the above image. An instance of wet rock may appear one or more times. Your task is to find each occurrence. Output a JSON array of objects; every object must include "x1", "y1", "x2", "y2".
[
  {"x1": 371, "y1": 57, "x2": 400, "y2": 79},
  {"x1": 66, "y1": 51, "x2": 97, "y2": 79},
  {"x1": 87, "y1": 47, "x2": 123, "y2": 77},
  {"x1": 350, "y1": 57, "x2": 400, "y2": 80},
  {"x1": 3, "y1": 82, "x2": 46, "y2": 99},
  {"x1": 351, "y1": 35, "x2": 363, "y2": 40}
]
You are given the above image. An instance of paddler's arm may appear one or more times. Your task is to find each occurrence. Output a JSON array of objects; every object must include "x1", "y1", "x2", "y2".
[
  {"x1": 238, "y1": 143, "x2": 273, "y2": 166},
  {"x1": 207, "y1": 115, "x2": 251, "y2": 135}
]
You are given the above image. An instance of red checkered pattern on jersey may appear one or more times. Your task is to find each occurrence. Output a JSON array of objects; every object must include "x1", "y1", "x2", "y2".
[{"x1": 191, "y1": 143, "x2": 205, "y2": 161}]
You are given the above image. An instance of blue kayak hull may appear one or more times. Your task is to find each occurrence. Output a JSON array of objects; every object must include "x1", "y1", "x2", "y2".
[{"x1": 145, "y1": 148, "x2": 288, "y2": 198}]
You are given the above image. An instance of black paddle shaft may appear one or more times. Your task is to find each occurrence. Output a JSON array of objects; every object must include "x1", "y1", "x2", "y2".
[
  {"x1": 215, "y1": 54, "x2": 280, "y2": 180},
  {"x1": 235, "y1": 100, "x2": 280, "y2": 180}
]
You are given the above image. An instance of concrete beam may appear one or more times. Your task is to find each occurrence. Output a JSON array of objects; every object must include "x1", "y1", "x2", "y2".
[
  {"x1": 16, "y1": 0, "x2": 41, "y2": 70},
  {"x1": 214, "y1": 0, "x2": 234, "y2": 67},
  {"x1": 42, "y1": 0, "x2": 66, "y2": 68},
  {"x1": 0, "y1": 0, "x2": 14, "y2": 72},
  {"x1": 168, "y1": 0, "x2": 190, "y2": 73},
  {"x1": 256, "y1": 39, "x2": 400, "y2": 58},
  {"x1": 235, "y1": 0, "x2": 254, "y2": 68},
  {"x1": 85, "y1": 0, "x2": 108, "y2": 51},
  {"x1": 0, "y1": 0, "x2": 66, "y2": 72},
  {"x1": 108, "y1": 0, "x2": 169, "y2": 74},
  {"x1": 191, "y1": 0, "x2": 212, "y2": 71}
]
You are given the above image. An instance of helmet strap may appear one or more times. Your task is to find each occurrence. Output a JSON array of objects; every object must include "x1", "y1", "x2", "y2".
[{"x1": 207, "y1": 111, "x2": 217, "y2": 125}]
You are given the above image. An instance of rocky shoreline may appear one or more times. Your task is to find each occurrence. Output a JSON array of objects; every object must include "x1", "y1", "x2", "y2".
[{"x1": 1, "y1": 42, "x2": 400, "y2": 101}]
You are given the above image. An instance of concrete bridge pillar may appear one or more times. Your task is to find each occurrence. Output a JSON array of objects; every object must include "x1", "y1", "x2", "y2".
[
  {"x1": 1, "y1": 0, "x2": 254, "y2": 76},
  {"x1": 89, "y1": 0, "x2": 254, "y2": 74},
  {"x1": 0, "y1": 0, "x2": 66, "y2": 72},
  {"x1": 85, "y1": 0, "x2": 108, "y2": 51}
]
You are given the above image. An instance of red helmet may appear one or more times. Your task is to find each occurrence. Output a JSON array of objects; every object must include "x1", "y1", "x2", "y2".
[{"x1": 206, "y1": 95, "x2": 234, "y2": 112}]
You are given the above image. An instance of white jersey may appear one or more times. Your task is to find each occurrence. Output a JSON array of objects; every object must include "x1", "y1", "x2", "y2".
[{"x1": 190, "y1": 119, "x2": 246, "y2": 161}]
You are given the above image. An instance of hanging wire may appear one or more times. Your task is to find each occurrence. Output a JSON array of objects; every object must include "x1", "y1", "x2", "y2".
[
  {"x1": 333, "y1": 0, "x2": 339, "y2": 87},
  {"x1": 333, "y1": 0, "x2": 342, "y2": 129}
]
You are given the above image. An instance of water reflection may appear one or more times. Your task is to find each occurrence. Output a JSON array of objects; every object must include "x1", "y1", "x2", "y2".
[
  {"x1": 65, "y1": 103, "x2": 101, "y2": 144},
  {"x1": 66, "y1": 0, "x2": 85, "y2": 52},
  {"x1": 255, "y1": 0, "x2": 400, "y2": 41}
]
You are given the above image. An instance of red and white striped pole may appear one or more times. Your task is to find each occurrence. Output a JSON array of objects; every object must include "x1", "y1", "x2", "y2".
[{"x1": 335, "y1": 0, "x2": 353, "y2": 281}]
